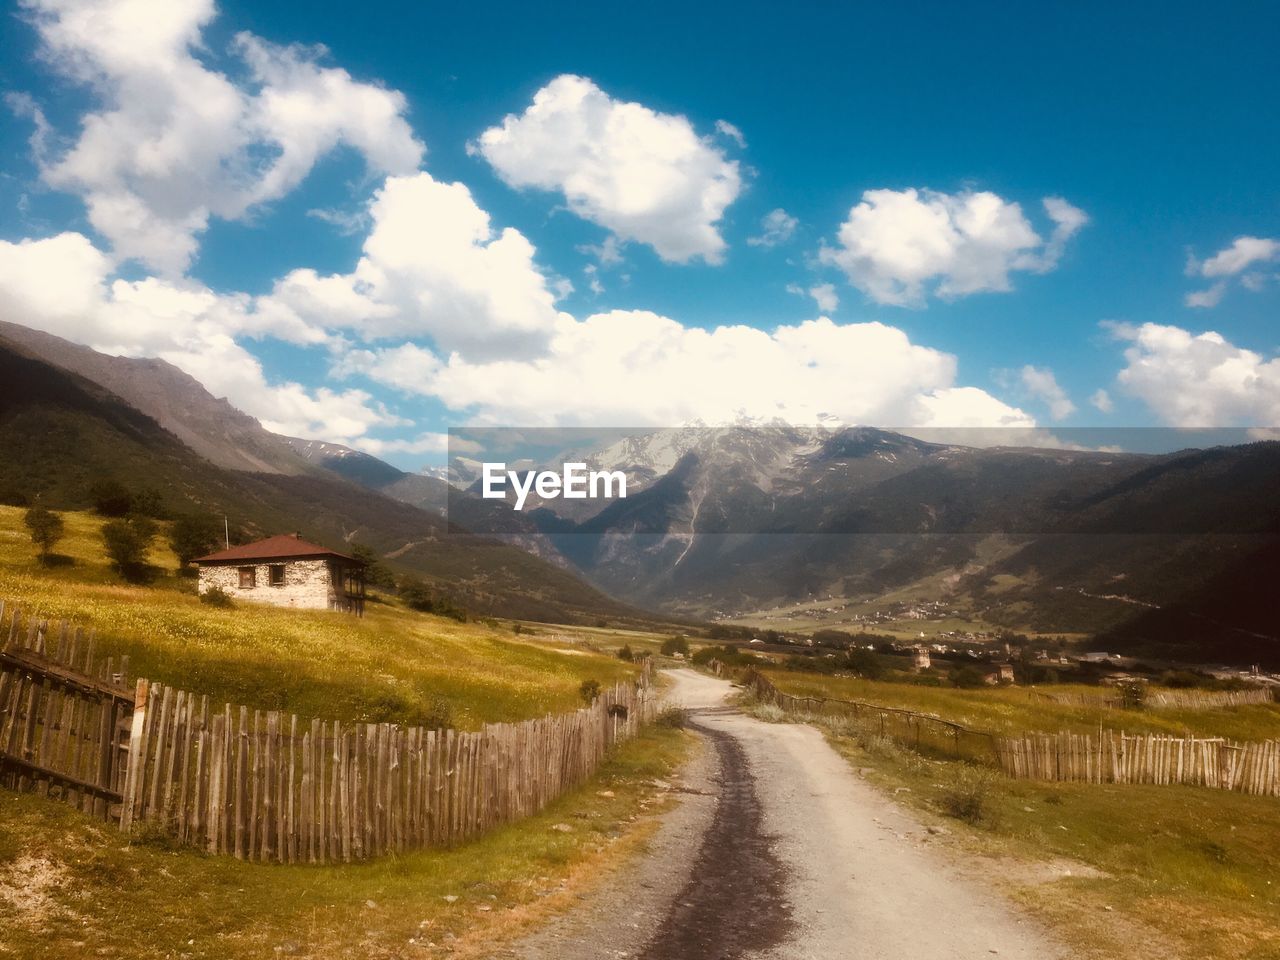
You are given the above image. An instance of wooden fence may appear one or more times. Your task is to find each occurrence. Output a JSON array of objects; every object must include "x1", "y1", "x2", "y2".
[
  {"x1": 745, "y1": 669, "x2": 1280, "y2": 798},
  {"x1": 0, "y1": 602, "x2": 134, "y2": 817},
  {"x1": 1146, "y1": 687, "x2": 1275, "y2": 710},
  {"x1": 118, "y1": 671, "x2": 656, "y2": 862},
  {"x1": 1, "y1": 601, "x2": 659, "y2": 862},
  {"x1": 994, "y1": 731, "x2": 1280, "y2": 796},
  {"x1": 744, "y1": 670, "x2": 997, "y2": 762}
]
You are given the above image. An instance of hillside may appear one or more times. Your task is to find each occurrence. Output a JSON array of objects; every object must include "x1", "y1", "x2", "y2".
[
  {"x1": 0, "y1": 504, "x2": 637, "y2": 726},
  {"x1": 0, "y1": 333, "x2": 647, "y2": 625}
]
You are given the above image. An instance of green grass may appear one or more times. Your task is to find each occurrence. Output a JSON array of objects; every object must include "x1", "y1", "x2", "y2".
[
  {"x1": 0, "y1": 725, "x2": 692, "y2": 960},
  {"x1": 817, "y1": 726, "x2": 1280, "y2": 959},
  {"x1": 765, "y1": 669, "x2": 1280, "y2": 741},
  {"x1": 0, "y1": 505, "x2": 636, "y2": 728}
]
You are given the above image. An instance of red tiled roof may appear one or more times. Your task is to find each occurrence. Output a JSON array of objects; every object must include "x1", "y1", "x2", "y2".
[{"x1": 194, "y1": 534, "x2": 360, "y2": 565}]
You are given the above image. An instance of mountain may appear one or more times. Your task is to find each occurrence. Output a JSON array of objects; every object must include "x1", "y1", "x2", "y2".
[
  {"x1": 518, "y1": 425, "x2": 1280, "y2": 664},
  {"x1": 0, "y1": 327, "x2": 649, "y2": 626},
  {"x1": 0, "y1": 320, "x2": 316, "y2": 475}
]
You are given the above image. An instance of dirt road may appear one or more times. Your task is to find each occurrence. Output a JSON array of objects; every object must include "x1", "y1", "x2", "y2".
[{"x1": 505, "y1": 669, "x2": 1066, "y2": 959}]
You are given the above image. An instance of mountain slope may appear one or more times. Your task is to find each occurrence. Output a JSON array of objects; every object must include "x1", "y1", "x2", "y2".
[
  {"x1": 0, "y1": 319, "x2": 317, "y2": 475},
  {"x1": 0, "y1": 333, "x2": 646, "y2": 625}
]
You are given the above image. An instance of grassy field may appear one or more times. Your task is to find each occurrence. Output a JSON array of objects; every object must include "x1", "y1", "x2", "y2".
[
  {"x1": 797, "y1": 717, "x2": 1280, "y2": 960},
  {"x1": 0, "y1": 725, "x2": 692, "y2": 960},
  {"x1": 765, "y1": 669, "x2": 1280, "y2": 741},
  {"x1": 0, "y1": 505, "x2": 636, "y2": 728}
]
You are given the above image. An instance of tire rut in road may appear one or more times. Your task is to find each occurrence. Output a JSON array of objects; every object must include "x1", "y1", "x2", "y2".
[{"x1": 638, "y1": 719, "x2": 793, "y2": 960}]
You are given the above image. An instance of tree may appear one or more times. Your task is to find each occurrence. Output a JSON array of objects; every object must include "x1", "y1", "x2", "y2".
[
  {"x1": 617, "y1": 644, "x2": 634, "y2": 662},
  {"x1": 579, "y1": 679, "x2": 602, "y2": 704},
  {"x1": 101, "y1": 514, "x2": 157, "y2": 581},
  {"x1": 349, "y1": 543, "x2": 396, "y2": 589},
  {"x1": 89, "y1": 479, "x2": 132, "y2": 517},
  {"x1": 660, "y1": 635, "x2": 690, "y2": 657},
  {"x1": 169, "y1": 513, "x2": 223, "y2": 570},
  {"x1": 23, "y1": 503, "x2": 64, "y2": 564}
]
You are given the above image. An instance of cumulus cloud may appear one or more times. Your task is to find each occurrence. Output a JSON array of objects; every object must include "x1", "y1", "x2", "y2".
[
  {"x1": 819, "y1": 189, "x2": 1087, "y2": 307},
  {"x1": 472, "y1": 74, "x2": 742, "y2": 264},
  {"x1": 19, "y1": 0, "x2": 423, "y2": 275},
  {"x1": 1109, "y1": 321, "x2": 1280, "y2": 426},
  {"x1": 1185, "y1": 236, "x2": 1280, "y2": 307},
  {"x1": 260, "y1": 172, "x2": 571, "y2": 359},
  {"x1": 748, "y1": 208, "x2": 799, "y2": 248},
  {"x1": 1019, "y1": 365, "x2": 1076, "y2": 420},
  {"x1": 1090, "y1": 388, "x2": 1113, "y2": 413},
  {"x1": 340, "y1": 312, "x2": 1033, "y2": 429},
  {"x1": 787, "y1": 282, "x2": 838, "y2": 313},
  {"x1": 0, "y1": 232, "x2": 399, "y2": 441}
]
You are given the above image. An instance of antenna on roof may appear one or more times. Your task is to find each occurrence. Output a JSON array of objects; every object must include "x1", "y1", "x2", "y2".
[{"x1": 224, "y1": 516, "x2": 230, "y2": 550}]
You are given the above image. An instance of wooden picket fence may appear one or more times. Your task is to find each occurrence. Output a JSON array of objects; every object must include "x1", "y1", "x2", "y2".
[
  {"x1": 117, "y1": 670, "x2": 656, "y2": 862},
  {"x1": 1, "y1": 601, "x2": 659, "y2": 861},
  {"x1": 0, "y1": 602, "x2": 134, "y2": 817},
  {"x1": 1146, "y1": 687, "x2": 1275, "y2": 710},
  {"x1": 743, "y1": 668, "x2": 1280, "y2": 798},
  {"x1": 994, "y1": 731, "x2": 1280, "y2": 796}
]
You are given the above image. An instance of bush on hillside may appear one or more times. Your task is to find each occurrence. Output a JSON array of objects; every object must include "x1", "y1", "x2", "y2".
[
  {"x1": 660, "y1": 635, "x2": 690, "y2": 657},
  {"x1": 579, "y1": 679, "x2": 601, "y2": 704},
  {"x1": 169, "y1": 513, "x2": 223, "y2": 571},
  {"x1": 23, "y1": 501, "x2": 64, "y2": 565},
  {"x1": 101, "y1": 514, "x2": 157, "y2": 582},
  {"x1": 199, "y1": 586, "x2": 234, "y2": 608}
]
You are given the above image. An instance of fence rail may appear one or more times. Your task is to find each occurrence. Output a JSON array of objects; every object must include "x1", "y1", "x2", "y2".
[
  {"x1": 1146, "y1": 688, "x2": 1275, "y2": 710},
  {"x1": 0, "y1": 602, "x2": 134, "y2": 817},
  {"x1": 744, "y1": 668, "x2": 1280, "y2": 798},
  {"x1": 1, "y1": 601, "x2": 658, "y2": 861},
  {"x1": 743, "y1": 670, "x2": 997, "y2": 762}
]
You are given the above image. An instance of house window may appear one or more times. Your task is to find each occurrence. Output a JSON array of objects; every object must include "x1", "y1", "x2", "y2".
[
  {"x1": 238, "y1": 566, "x2": 256, "y2": 589},
  {"x1": 268, "y1": 564, "x2": 285, "y2": 586}
]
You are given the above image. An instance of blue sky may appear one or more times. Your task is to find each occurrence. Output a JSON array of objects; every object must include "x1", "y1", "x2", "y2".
[{"x1": 0, "y1": 0, "x2": 1277, "y2": 469}]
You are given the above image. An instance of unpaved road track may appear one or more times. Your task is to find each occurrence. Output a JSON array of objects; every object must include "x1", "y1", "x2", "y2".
[{"x1": 505, "y1": 670, "x2": 1066, "y2": 959}]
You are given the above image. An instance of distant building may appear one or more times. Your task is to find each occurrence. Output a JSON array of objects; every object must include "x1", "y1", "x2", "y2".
[
  {"x1": 984, "y1": 662, "x2": 1015, "y2": 685},
  {"x1": 912, "y1": 646, "x2": 932, "y2": 671},
  {"x1": 195, "y1": 533, "x2": 366, "y2": 615}
]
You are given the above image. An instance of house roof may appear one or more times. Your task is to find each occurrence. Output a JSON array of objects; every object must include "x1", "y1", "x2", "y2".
[{"x1": 194, "y1": 534, "x2": 361, "y2": 565}]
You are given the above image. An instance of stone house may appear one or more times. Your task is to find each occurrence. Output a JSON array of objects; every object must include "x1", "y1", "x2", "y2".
[
  {"x1": 912, "y1": 646, "x2": 932, "y2": 671},
  {"x1": 984, "y1": 662, "x2": 1016, "y2": 685},
  {"x1": 195, "y1": 534, "x2": 366, "y2": 615}
]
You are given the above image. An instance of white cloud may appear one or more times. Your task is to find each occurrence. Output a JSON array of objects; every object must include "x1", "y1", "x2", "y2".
[
  {"x1": 787, "y1": 282, "x2": 838, "y2": 313},
  {"x1": 20, "y1": 0, "x2": 423, "y2": 275},
  {"x1": 1090, "y1": 388, "x2": 1113, "y2": 413},
  {"x1": 819, "y1": 189, "x2": 1087, "y2": 307},
  {"x1": 748, "y1": 208, "x2": 799, "y2": 248},
  {"x1": 343, "y1": 312, "x2": 1033, "y2": 429},
  {"x1": 714, "y1": 119, "x2": 746, "y2": 147},
  {"x1": 1109, "y1": 321, "x2": 1280, "y2": 426},
  {"x1": 0, "y1": 231, "x2": 398, "y2": 442},
  {"x1": 260, "y1": 172, "x2": 570, "y2": 359},
  {"x1": 1185, "y1": 236, "x2": 1280, "y2": 307},
  {"x1": 472, "y1": 74, "x2": 742, "y2": 264},
  {"x1": 1019, "y1": 365, "x2": 1076, "y2": 420},
  {"x1": 351, "y1": 431, "x2": 451, "y2": 456}
]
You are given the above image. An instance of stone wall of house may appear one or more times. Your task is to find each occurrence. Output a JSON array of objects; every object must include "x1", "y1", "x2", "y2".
[{"x1": 198, "y1": 559, "x2": 335, "y2": 610}]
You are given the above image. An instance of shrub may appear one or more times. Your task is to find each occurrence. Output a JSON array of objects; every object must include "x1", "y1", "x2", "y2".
[
  {"x1": 101, "y1": 514, "x2": 157, "y2": 581},
  {"x1": 617, "y1": 644, "x2": 634, "y2": 662},
  {"x1": 169, "y1": 513, "x2": 223, "y2": 569},
  {"x1": 89, "y1": 478, "x2": 133, "y2": 517},
  {"x1": 660, "y1": 635, "x2": 690, "y2": 657},
  {"x1": 23, "y1": 502, "x2": 64, "y2": 564},
  {"x1": 949, "y1": 665, "x2": 987, "y2": 689},
  {"x1": 579, "y1": 679, "x2": 601, "y2": 704},
  {"x1": 940, "y1": 765, "x2": 1000, "y2": 825},
  {"x1": 654, "y1": 705, "x2": 688, "y2": 728},
  {"x1": 199, "y1": 586, "x2": 234, "y2": 608}
]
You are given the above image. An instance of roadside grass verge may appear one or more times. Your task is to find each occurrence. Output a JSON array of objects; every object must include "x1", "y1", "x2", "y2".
[
  {"x1": 0, "y1": 725, "x2": 692, "y2": 960},
  {"x1": 765, "y1": 669, "x2": 1280, "y2": 741},
  {"x1": 752, "y1": 695, "x2": 1280, "y2": 959},
  {"x1": 0, "y1": 505, "x2": 636, "y2": 727}
]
